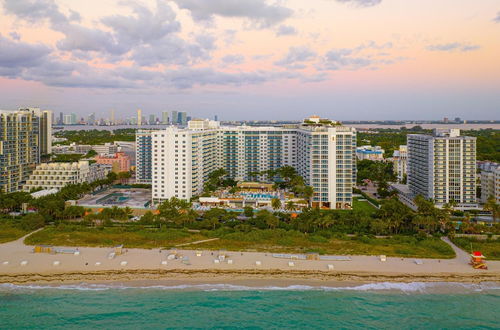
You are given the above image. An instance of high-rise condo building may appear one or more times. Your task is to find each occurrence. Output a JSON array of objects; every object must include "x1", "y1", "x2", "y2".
[
  {"x1": 70, "y1": 113, "x2": 77, "y2": 125},
  {"x1": 178, "y1": 112, "x2": 187, "y2": 125},
  {"x1": 140, "y1": 116, "x2": 356, "y2": 209},
  {"x1": 170, "y1": 111, "x2": 178, "y2": 124},
  {"x1": 407, "y1": 129, "x2": 477, "y2": 209},
  {"x1": 59, "y1": 112, "x2": 63, "y2": 125},
  {"x1": 0, "y1": 108, "x2": 52, "y2": 192},
  {"x1": 110, "y1": 109, "x2": 115, "y2": 125},
  {"x1": 137, "y1": 109, "x2": 142, "y2": 126},
  {"x1": 149, "y1": 114, "x2": 156, "y2": 125},
  {"x1": 162, "y1": 112, "x2": 169, "y2": 124},
  {"x1": 136, "y1": 130, "x2": 154, "y2": 184}
]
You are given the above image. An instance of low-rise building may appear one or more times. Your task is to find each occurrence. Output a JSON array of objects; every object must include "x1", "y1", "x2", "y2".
[
  {"x1": 94, "y1": 152, "x2": 131, "y2": 173},
  {"x1": 23, "y1": 161, "x2": 110, "y2": 191},
  {"x1": 356, "y1": 145, "x2": 385, "y2": 161},
  {"x1": 53, "y1": 143, "x2": 120, "y2": 155}
]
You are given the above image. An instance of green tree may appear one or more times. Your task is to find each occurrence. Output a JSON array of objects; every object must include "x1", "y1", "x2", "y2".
[
  {"x1": 271, "y1": 198, "x2": 281, "y2": 210},
  {"x1": 243, "y1": 206, "x2": 254, "y2": 217},
  {"x1": 20, "y1": 213, "x2": 45, "y2": 231},
  {"x1": 483, "y1": 196, "x2": 500, "y2": 223}
]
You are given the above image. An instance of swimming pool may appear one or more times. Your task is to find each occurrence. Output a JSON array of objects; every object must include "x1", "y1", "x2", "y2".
[{"x1": 96, "y1": 193, "x2": 130, "y2": 205}]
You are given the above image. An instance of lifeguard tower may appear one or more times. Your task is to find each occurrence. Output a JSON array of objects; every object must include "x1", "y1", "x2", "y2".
[{"x1": 470, "y1": 251, "x2": 487, "y2": 270}]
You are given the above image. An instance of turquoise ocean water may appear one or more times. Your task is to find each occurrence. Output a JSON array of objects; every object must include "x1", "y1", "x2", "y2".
[{"x1": 0, "y1": 282, "x2": 498, "y2": 329}]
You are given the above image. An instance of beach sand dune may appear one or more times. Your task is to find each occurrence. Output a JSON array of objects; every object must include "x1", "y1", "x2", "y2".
[{"x1": 0, "y1": 233, "x2": 498, "y2": 284}]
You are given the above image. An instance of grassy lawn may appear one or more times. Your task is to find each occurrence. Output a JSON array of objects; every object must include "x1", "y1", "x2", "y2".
[
  {"x1": 0, "y1": 224, "x2": 30, "y2": 244},
  {"x1": 25, "y1": 226, "x2": 208, "y2": 249},
  {"x1": 352, "y1": 197, "x2": 377, "y2": 215},
  {"x1": 25, "y1": 226, "x2": 455, "y2": 258},
  {"x1": 452, "y1": 237, "x2": 500, "y2": 260}
]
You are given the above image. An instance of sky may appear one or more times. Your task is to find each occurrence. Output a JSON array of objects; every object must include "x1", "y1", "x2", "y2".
[{"x1": 0, "y1": 0, "x2": 499, "y2": 121}]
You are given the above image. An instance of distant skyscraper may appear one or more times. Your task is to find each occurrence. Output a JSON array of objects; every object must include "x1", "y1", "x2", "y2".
[
  {"x1": 215, "y1": 115, "x2": 218, "y2": 121},
  {"x1": 178, "y1": 111, "x2": 187, "y2": 125},
  {"x1": 70, "y1": 113, "x2": 77, "y2": 125},
  {"x1": 407, "y1": 129, "x2": 477, "y2": 209},
  {"x1": 110, "y1": 109, "x2": 115, "y2": 125},
  {"x1": 137, "y1": 109, "x2": 142, "y2": 126},
  {"x1": 59, "y1": 112, "x2": 63, "y2": 125},
  {"x1": 149, "y1": 114, "x2": 156, "y2": 125},
  {"x1": 162, "y1": 111, "x2": 169, "y2": 124},
  {"x1": 171, "y1": 111, "x2": 178, "y2": 124},
  {"x1": 88, "y1": 113, "x2": 96, "y2": 125}
]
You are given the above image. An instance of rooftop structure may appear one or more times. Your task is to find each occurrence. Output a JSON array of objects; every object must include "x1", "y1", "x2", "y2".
[{"x1": 356, "y1": 145, "x2": 385, "y2": 161}]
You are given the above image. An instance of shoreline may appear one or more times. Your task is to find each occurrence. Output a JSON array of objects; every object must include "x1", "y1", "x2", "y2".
[
  {"x1": 1, "y1": 269, "x2": 499, "y2": 285},
  {"x1": 2, "y1": 233, "x2": 499, "y2": 287}
]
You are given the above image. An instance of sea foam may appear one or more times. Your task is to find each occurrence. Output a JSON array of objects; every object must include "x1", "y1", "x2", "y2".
[{"x1": 1, "y1": 282, "x2": 499, "y2": 294}]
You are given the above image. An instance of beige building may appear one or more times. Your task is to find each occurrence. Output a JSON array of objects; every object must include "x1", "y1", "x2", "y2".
[{"x1": 23, "y1": 161, "x2": 110, "y2": 191}]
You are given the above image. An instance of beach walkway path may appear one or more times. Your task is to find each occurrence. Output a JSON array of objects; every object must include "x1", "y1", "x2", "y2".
[{"x1": 441, "y1": 237, "x2": 470, "y2": 263}]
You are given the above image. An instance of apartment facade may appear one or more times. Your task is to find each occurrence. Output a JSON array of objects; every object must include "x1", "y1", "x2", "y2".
[
  {"x1": 143, "y1": 117, "x2": 356, "y2": 209},
  {"x1": 136, "y1": 130, "x2": 154, "y2": 183},
  {"x1": 94, "y1": 152, "x2": 131, "y2": 173},
  {"x1": 481, "y1": 165, "x2": 500, "y2": 204},
  {"x1": 392, "y1": 145, "x2": 408, "y2": 183},
  {"x1": 23, "y1": 161, "x2": 110, "y2": 191},
  {"x1": 407, "y1": 129, "x2": 477, "y2": 209},
  {"x1": 0, "y1": 108, "x2": 52, "y2": 193}
]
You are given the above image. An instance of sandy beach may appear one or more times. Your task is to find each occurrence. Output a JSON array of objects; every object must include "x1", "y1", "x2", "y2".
[{"x1": 1, "y1": 233, "x2": 499, "y2": 285}]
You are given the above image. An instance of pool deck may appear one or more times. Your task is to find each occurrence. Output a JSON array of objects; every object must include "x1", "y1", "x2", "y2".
[{"x1": 77, "y1": 188, "x2": 152, "y2": 209}]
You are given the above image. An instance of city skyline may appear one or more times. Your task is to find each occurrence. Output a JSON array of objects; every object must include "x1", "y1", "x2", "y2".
[{"x1": 0, "y1": 0, "x2": 499, "y2": 120}]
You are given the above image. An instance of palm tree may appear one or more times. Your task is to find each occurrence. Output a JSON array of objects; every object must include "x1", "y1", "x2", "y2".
[
  {"x1": 271, "y1": 198, "x2": 281, "y2": 210},
  {"x1": 285, "y1": 201, "x2": 296, "y2": 211}
]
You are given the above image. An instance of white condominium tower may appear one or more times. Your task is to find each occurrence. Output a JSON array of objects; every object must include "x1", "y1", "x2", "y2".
[
  {"x1": 145, "y1": 116, "x2": 356, "y2": 209},
  {"x1": 407, "y1": 129, "x2": 477, "y2": 209}
]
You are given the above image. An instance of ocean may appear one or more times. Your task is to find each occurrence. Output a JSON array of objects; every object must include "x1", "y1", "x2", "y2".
[{"x1": 0, "y1": 282, "x2": 498, "y2": 329}]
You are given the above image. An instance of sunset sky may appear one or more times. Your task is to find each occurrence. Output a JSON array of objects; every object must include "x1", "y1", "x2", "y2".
[{"x1": 0, "y1": 0, "x2": 499, "y2": 120}]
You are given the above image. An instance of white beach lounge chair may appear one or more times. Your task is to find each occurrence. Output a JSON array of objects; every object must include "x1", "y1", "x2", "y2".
[
  {"x1": 2, "y1": 261, "x2": 9, "y2": 265},
  {"x1": 327, "y1": 264, "x2": 334, "y2": 270},
  {"x1": 214, "y1": 259, "x2": 220, "y2": 264},
  {"x1": 380, "y1": 255, "x2": 387, "y2": 262},
  {"x1": 288, "y1": 262, "x2": 295, "y2": 267},
  {"x1": 255, "y1": 261, "x2": 262, "y2": 266},
  {"x1": 227, "y1": 259, "x2": 233, "y2": 264},
  {"x1": 120, "y1": 261, "x2": 128, "y2": 266},
  {"x1": 53, "y1": 261, "x2": 60, "y2": 266},
  {"x1": 161, "y1": 260, "x2": 168, "y2": 265},
  {"x1": 20, "y1": 260, "x2": 28, "y2": 266},
  {"x1": 95, "y1": 262, "x2": 101, "y2": 266}
]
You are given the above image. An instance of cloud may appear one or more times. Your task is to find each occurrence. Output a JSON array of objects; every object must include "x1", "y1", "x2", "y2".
[
  {"x1": 494, "y1": 12, "x2": 500, "y2": 23},
  {"x1": 221, "y1": 54, "x2": 245, "y2": 64},
  {"x1": 317, "y1": 41, "x2": 400, "y2": 71},
  {"x1": 171, "y1": 0, "x2": 293, "y2": 28},
  {"x1": 426, "y1": 42, "x2": 480, "y2": 52},
  {"x1": 0, "y1": 34, "x2": 52, "y2": 71},
  {"x1": 335, "y1": 0, "x2": 382, "y2": 8},
  {"x1": 275, "y1": 46, "x2": 317, "y2": 69},
  {"x1": 9, "y1": 31, "x2": 21, "y2": 40},
  {"x1": 276, "y1": 25, "x2": 297, "y2": 36},
  {"x1": 2, "y1": 0, "x2": 67, "y2": 25},
  {"x1": 101, "y1": 0, "x2": 180, "y2": 44}
]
